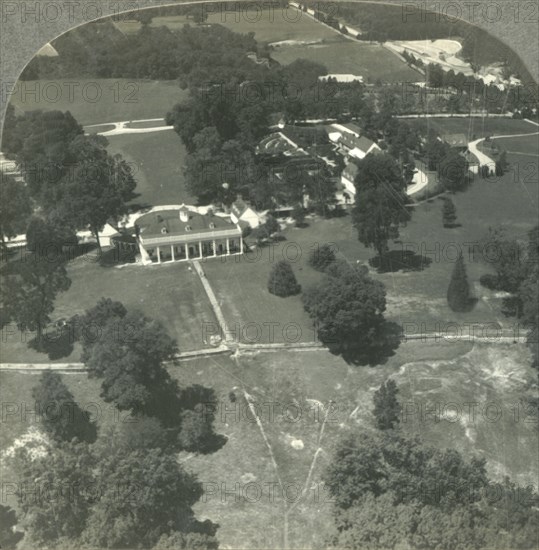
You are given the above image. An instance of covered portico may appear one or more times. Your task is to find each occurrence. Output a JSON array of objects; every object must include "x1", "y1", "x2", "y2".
[{"x1": 135, "y1": 207, "x2": 243, "y2": 265}]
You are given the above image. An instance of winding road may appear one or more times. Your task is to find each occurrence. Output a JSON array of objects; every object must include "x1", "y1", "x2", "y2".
[{"x1": 468, "y1": 124, "x2": 539, "y2": 170}]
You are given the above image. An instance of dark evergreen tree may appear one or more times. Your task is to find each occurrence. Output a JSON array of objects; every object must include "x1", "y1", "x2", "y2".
[
  {"x1": 447, "y1": 255, "x2": 473, "y2": 312},
  {"x1": 373, "y1": 379, "x2": 401, "y2": 430},
  {"x1": 441, "y1": 197, "x2": 457, "y2": 228},
  {"x1": 268, "y1": 260, "x2": 301, "y2": 297}
]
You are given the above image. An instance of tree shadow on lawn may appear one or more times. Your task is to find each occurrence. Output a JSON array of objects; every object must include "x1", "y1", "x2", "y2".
[
  {"x1": 370, "y1": 250, "x2": 433, "y2": 273},
  {"x1": 98, "y1": 247, "x2": 137, "y2": 267},
  {"x1": 326, "y1": 320, "x2": 403, "y2": 367},
  {"x1": 28, "y1": 328, "x2": 75, "y2": 360},
  {"x1": 443, "y1": 223, "x2": 462, "y2": 229}
]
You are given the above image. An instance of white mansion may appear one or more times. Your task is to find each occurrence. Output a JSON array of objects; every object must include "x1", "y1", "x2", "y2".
[{"x1": 126, "y1": 206, "x2": 244, "y2": 265}]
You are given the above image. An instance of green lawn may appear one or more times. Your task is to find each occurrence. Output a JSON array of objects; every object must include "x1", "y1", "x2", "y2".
[
  {"x1": 7, "y1": 79, "x2": 188, "y2": 126},
  {"x1": 206, "y1": 8, "x2": 343, "y2": 44},
  {"x1": 271, "y1": 41, "x2": 421, "y2": 83},
  {"x1": 106, "y1": 130, "x2": 193, "y2": 208},
  {"x1": 114, "y1": 8, "x2": 341, "y2": 44},
  {"x1": 0, "y1": 259, "x2": 216, "y2": 363},
  {"x1": 113, "y1": 15, "x2": 191, "y2": 35},
  {"x1": 491, "y1": 133, "x2": 539, "y2": 157},
  {"x1": 406, "y1": 117, "x2": 538, "y2": 140}
]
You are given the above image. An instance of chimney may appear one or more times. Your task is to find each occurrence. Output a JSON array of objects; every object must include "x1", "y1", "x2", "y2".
[{"x1": 179, "y1": 207, "x2": 189, "y2": 223}]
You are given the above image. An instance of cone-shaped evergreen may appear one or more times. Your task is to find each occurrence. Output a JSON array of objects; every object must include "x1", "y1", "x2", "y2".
[
  {"x1": 373, "y1": 378, "x2": 401, "y2": 430},
  {"x1": 447, "y1": 255, "x2": 472, "y2": 312},
  {"x1": 268, "y1": 260, "x2": 301, "y2": 297},
  {"x1": 442, "y1": 198, "x2": 457, "y2": 228}
]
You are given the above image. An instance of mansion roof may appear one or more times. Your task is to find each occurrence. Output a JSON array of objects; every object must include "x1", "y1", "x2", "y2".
[{"x1": 136, "y1": 208, "x2": 241, "y2": 244}]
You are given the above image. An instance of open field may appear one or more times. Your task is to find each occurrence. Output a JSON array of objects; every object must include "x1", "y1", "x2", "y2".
[
  {"x1": 0, "y1": 259, "x2": 216, "y2": 363},
  {"x1": 406, "y1": 117, "x2": 537, "y2": 140},
  {"x1": 114, "y1": 9, "x2": 342, "y2": 44},
  {"x1": 207, "y1": 8, "x2": 343, "y2": 44},
  {"x1": 271, "y1": 41, "x2": 421, "y2": 83},
  {"x1": 113, "y1": 15, "x2": 191, "y2": 35},
  {"x1": 6, "y1": 79, "x2": 187, "y2": 126},
  {"x1": 1, "y1": 341, "x2": 536, "y2": 548},
  {"x1": 106, "y1": 130, "x2": 193, "y2": 207},
  {"x1": 492, "y1": 134, "x2": 539, "y2": 157}
]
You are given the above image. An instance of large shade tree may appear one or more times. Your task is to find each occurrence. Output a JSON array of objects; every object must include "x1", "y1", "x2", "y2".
[
  {"x1": 2, "y1": 255, "x2": 71, "y2": 345},
  {"x1": 351, "y1": 153, "x2": 410, "y2": 259},
  {"x1": 324, "y1": 430, "x2": 538, "y2": 549},
  {"x1": 53, "y1": 134, "x2": 136, "y2": 250},
  {"x1": 81, "y1": 448, "x2": 217, "y2": 549},
  {"x1": 302, "y1": 260, "x2": 387, "y2": 357}
]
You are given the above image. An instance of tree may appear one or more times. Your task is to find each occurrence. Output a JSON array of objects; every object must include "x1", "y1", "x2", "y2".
[
  {"x1": 324, "y1": 430, "x2": 538, "y2": 550},
  {"x1": 31, "y1": 370, "x2": 96, "y2": 443},
  {"x1": 495, "y1": 150, "x2": 508, "y2": 176},
  {"x1": 134, "y1": 9, "x2": 153, "y2": 25},
  {"x1": 12, "y1": 440, "x2": 94, "y2": 546},
  {"x1": 372, "y1": 379, "x2": 401, "y2": 430},
  {"x1": 425, "y1": 134, "x2": 449, "y2": 171},
  {"x1": 5, "y1": 110, "x2": 83, "y2": 198},
  {"x1": 82, "y1": 310, "x2": 179, "y2": 420},
  {"x1": 447, "y1": 255, "x2": 473, "y2": 312},
  {"x1": 308, "y1": 243, "x2": 336, "y2": 271},
  {"x1": 54, "y1": 135, "x2": 136, "y2": 250},
  {"x1": 177, "y1": 407, "x2": 227, "y2": 454},
  {"x1": 0, "y1": 504, "x2": 24, "y2": 549},
  {"x1": 264, "y1": 214, "x2": 280, "y2": 236},
  {"x1": 25, "y1": 215, "x2": 77, "y2": 259},
  {"x1": 441, "y1": 197, "x2": 457, "y2": 227},
  {"x1": 351, "y1": 153, "x2": 410, "y2": 259},
  {"x1": 81, "y1": 448, "x2": 214, "y2": 549},
  {"x1": 76, "y1": 297, "x2": 127, "y2": 357},
  {"x1": 439, "y1": 149, "x2": 469, "y2": 192},
  {"x1": 0, "y1": 174, "x2": 32, "y2": 248},
  {"x1": 478, "y1": 227, "x2": 527, "y2": 296},
  {"x1": 302, "y1": 260, "x2": 386, "y2": 354},
  {"x1": 292, "y1": 204, "x2": 306, "y2": 226},
  {"x1": 2, "y1": 255, "x2": 71, "y2": 345},
  {"x1": 268, "y1": 260, "x2": 301, "y2": 297}
]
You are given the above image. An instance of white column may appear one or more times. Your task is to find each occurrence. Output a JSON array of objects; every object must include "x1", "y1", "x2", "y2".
[
  {"x1": 157, "y1": 247, "x2": 161, "y2": 263},
  {"x1": 226, "y1": 238, "x2": 230, "y2": 255},
  {"x1": 199, "y1": 241, "x2": 203, "y2": 259},
  {"x1": 171, "y1": 245, "x2": 175, "y2": 261},
  {"x1": 213, "y1": 240, "x2": 217, "y2": 257},
  {"x1": 240, "y1": 236, "x2": 244, "y2": 254},
  {"x1": 186, "y1": 244, "x2": 190, "y2": 260}
]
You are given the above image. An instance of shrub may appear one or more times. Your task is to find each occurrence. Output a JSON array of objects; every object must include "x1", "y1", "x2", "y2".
[{"x1": 268, "y1": 260, "x2": 301, "y2": 297}]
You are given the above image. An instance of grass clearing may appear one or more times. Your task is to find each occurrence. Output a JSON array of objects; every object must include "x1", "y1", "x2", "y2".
[
  {"x1": 113, "y1": 15, "x2": 191, "y2": 35},
  {"x1": 406, "y1": 117, "x2": 537, "y2": 140},
  {"x1": 0, "y1": 259, "x2": 216, "y2": 363},
  {"x1": 206, "y1": 8, "x2": 343, "y2": 44},
  {"x1": 271, "y1": 41, "x2": 421, "y2": 83},
  {"x1": 106, "y1": 130, "x2": 193, "y2": 207},
  {"x1": 7, "y1": 79, "x2": 188, "y2": 126}
]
